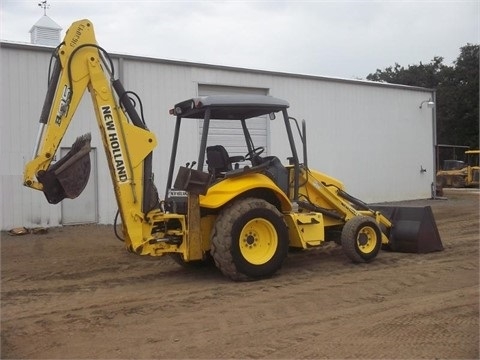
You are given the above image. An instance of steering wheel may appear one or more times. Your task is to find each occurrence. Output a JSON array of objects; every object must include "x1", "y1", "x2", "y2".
[{"x1": 244, "y1": 146, "x2": 265, "y2": 161}]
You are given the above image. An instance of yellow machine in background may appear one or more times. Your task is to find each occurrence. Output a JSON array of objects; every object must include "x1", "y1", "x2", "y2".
[
  {"x1": 24, "y1": 19, "x2": 443, "y2": 281},
  {"x1": 436, "y1": 150, "x2": 480, "y2": 188}
]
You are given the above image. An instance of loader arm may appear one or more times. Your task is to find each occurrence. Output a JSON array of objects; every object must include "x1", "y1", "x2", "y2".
[
  {"x1": 297, "y1": 167, "x2": 393, "y2": 244},
  {"x1": 23, "y1": 19, "x2": 165, "y2": 252}
]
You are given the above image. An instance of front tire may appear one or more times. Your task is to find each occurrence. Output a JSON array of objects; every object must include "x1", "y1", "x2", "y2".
[
  {"x1": 211, "y1": 198, "x2": 288, "y2": 281},
  {"x1": 341, "y1": 216, "x2": 382, "y2": 263},
  {"x1": 452, "y1": 176, "x2": 465, "y2": 188}
]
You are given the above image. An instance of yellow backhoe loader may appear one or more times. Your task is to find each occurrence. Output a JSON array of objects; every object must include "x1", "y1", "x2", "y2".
[
  {"x1": 23, "y1": 19, "x2": 443, "y2": 281},
  {"x1": 436, "y1": 150, "x2": 480, "y2": 188}
]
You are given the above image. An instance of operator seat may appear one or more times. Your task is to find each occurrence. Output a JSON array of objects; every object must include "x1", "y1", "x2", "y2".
[
  {"x1": 263, "y1": 156, "x2": 289, "y2": 195},
  {"x1": 206, "y1": 145, "x2": 233, "y2": 179}
]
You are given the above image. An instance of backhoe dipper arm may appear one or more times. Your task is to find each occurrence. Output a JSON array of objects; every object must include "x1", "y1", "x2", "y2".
[{"x1": 23, "y1": 19, "x2": 158, "y2": 249}]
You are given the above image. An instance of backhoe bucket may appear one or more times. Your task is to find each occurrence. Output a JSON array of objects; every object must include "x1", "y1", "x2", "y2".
[
  {"x1": 372, "y1": 205, "x2": 443, "y2": 253},
  {"x1": 37, "y1": 134, "x2": 92, "y2": 204}
]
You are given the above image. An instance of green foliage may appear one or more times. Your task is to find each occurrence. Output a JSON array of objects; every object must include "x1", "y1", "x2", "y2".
[{"x1": 367, "y1": 44, "x2": 479, "y2": 149}]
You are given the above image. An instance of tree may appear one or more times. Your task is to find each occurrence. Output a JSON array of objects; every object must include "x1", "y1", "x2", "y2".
[
  {"x1": 366, "y1": 44, "x2": 479, "y2": 150},
  {"x1": 443, "y1": 44, "x2": 479, "y2": 148},
  {"x1": 367, "y1": 56, "x2": 446, "y2": 88}
]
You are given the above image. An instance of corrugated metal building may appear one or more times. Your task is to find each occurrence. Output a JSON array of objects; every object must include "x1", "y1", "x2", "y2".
[{"x1": 0, "y1": 41, "x2": 437, "y2": 230}]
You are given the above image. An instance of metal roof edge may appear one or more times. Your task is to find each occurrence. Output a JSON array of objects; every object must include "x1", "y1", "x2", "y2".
[
  {"x1": 1, "y1": 40, "x2": 56, "y2": 51},
  {"x1": 0, "y1": 40, "x2": 436, "y2": 93}
]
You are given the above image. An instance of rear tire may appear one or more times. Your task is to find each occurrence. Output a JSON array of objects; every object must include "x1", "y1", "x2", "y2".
[
  {"x1": 341, "y1": 216, "x2": 381, "y2": 263},
  {"x1": 211, "y1": 198, "x2": 288, "y2": 281}
]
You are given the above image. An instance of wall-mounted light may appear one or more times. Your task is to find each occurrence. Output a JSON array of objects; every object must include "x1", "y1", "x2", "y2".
[{"x1": 419, "y1": 99, "x2": 435, "y2": 109}]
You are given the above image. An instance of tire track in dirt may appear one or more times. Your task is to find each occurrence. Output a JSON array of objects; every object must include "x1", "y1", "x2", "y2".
[
  {"x1": 2, "y1": 189, "x2": 478, "y2": 359},
  {"x1": 4, "y1": 232, "x2": 476, "y2": 325},
  {"x1": 3, "y1": 261, "x2": 478, "y2": 359}
]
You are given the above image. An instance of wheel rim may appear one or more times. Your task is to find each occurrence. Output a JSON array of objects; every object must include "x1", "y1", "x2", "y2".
[
  {"x1": 356, "y1": 226, "x2": 378, "y2": 254},
  {"x1": 239, "y1": 218, "x2": 278, "y2": 265}
]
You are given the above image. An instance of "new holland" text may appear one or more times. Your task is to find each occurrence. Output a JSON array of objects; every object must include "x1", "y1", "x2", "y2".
[{"x1": 102, "y1": 106, "x2": 128, "y2": 182}]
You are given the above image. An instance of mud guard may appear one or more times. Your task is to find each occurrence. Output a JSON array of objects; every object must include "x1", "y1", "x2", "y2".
[{"x1": 372, "y1": 205, "x2": 443, "y2": 253}]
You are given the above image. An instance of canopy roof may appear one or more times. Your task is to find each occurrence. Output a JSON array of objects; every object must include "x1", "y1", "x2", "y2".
[{"x1": 170, "y1": 95, "x2": 290, "y2": 120}]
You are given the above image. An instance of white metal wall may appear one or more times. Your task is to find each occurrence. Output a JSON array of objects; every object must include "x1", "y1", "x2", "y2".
[{"x1": 0, "y1": 42, "x2": 435, "y2": 230}]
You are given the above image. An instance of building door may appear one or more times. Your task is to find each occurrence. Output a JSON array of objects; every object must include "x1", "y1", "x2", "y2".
[{"x1": 61, "y1": 147, "x2": 98, "y2": 225}]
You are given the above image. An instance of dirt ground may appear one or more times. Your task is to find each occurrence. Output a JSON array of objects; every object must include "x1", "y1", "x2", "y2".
[{"x1": 1, "y1": 189, "x2": 479, "y2": 359}]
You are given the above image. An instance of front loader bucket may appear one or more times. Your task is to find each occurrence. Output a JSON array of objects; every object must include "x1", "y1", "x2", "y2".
[
  {"x1": 37, "y1": 133, "x2": 92, "y2": 204},
  {"x1": 372, "y1": 205, "x2": 443, "y2": 253}
]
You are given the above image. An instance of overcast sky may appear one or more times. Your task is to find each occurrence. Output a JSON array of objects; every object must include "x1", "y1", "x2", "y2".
[{"x1": 1, "y1": 0, "x2": 478, "y2": 79}]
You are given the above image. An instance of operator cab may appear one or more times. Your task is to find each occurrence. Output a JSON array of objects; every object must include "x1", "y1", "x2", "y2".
[{"x1": 165, "y1": 95, "x2": 304, "y2": 212}]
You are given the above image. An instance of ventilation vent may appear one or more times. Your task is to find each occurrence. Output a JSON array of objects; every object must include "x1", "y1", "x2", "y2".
[{"x1": 30, "y1": 15, "x2": 61, "y2": 46}]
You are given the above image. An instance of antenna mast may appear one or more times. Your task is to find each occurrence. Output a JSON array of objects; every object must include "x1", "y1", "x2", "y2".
[{"x1": 38, "y1": 0, "x2": 50, "y2": 16}]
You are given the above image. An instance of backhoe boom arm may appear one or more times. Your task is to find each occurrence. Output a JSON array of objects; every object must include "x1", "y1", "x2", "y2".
[{"x1": 23, "y1": 19, "x2": 162, "y2": 251}]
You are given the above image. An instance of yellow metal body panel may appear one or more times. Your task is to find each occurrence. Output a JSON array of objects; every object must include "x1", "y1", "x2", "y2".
[
  {"x1": 186, "y1": 194, "x2": 203, "y2": 261},
  {"x1": 200, "y1": 173, "x2": 292, "y2": 211},
  {"x1": 297, "y1": 168, "x2": 345, "y2": 211},
  {"x1": 285, "y1": 213, "x2": 325, "y2": 248},
  {"x1": 296, "y1": 167, "x2": 349, "y2": 227}
]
